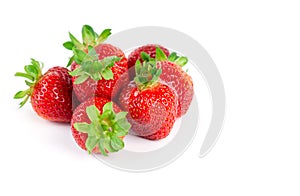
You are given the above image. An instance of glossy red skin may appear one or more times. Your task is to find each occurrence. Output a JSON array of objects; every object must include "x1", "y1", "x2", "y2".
[
  {"x1": 158, "y1": 61, "x2": 194, "y2": 118},
  {"x1": 119, "y1": 82, "x2": 177, "y2": 140},
  {"x1": 72, "y1": 43, "x2": 129, "y2": 102},
  {"x1": 31, "y1": 66, "x2": 73, "y2": 122},
  {"x1": 71, "y1": 97, "x2": 122, "y2": 153},
  {"x1": 127, "y1": 44, "x2": 170, "y2": 79}
]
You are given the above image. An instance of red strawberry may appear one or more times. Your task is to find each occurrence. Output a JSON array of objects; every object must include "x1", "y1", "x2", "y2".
[
  {"x1": 14, "y1": 59, "x2": 73, "y2": 122},
  {"x1": 126, "y1": 45, "x2": 193, "y2": 117},
  {"x1": 64, "y1": 25, "x2": 128, "y2": 102},
  {"x1": 127, "y1": 44, "x2": 170, "y2": 79},
  {"x1": 121, "y1": 48, "x2": 193, "y2": 118},
  {"x1": 119, "y1": 60, "x2": 177, "y2": 140},
  {"x1": 71, "y1": 97, "x2": 131, "y2": 155},
  {"x1": 155, "y1": 48, "x2": 194, "y2": 117}
]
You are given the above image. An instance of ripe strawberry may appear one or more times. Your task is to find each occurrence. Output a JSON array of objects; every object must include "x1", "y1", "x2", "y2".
[
  {"x1": 14, "y1": 59, "x2": 73, "y2": 122},
  {"x1": 64, "y1": 25, "x2": 128, "y2": 102},
  {"x1": 129, "y1": 47, "x2": 194, "y2": 118},
  {"x1": 71, "y1": 97, "x2": 131, "y2": 155},
  {"x1": 155, "y1": 47, "x2": 194, "y2": 118},
  {"x1": 121, "y1": 47, "x2": 193, "y2": 118},
  {"x1": 119, "y1": 60, "x2": 178, "y2": 140},
  {"x1": 127, "y1": 44, "x2": 170, "y2": 79}
]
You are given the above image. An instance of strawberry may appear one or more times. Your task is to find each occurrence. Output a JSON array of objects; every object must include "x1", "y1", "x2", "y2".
[
  {"x1": 126, "y1": 45, "x2": 193, "y2": 117},
  {"x1": 14, "y1": 59, "x2": 73, "y2": 122},
  {"x1": 64, "y1": 25, "x2": 128, "y2": 102},
  {"x1": 155, "y1": 47, "x2": 194, "y2": 117},
  {"x1": 119, "y1": 59, "x2": 178, "y2": 140},
  {"x1": 121, "y1": 47, "x2": 193, "y2": 118},
  {"x1": 127, "y1": 44, "x2": 170, "y2": 79},
  {"x1": 129, "y1": 47, "x2": 194, "y2": 118},
  {"x1": 71, "y1": 97, "x2": 131, "y2": 155}
]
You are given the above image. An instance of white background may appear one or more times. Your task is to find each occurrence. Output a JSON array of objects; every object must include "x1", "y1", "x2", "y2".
[{"x1": 1, "y1": 0, "x2": 300, "y2": 195}]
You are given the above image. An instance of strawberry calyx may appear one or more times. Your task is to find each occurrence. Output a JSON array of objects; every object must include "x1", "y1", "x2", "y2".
[
  {"x1": 14, "y1": 59, "x2": 43, "y2": 107},
  {"x1": 155, "y1": 46, "x2": 188, "y2": 67},
  {"x1": 69, "y1": 46, "x2": 121, "y2": 84},
  {"x1": 63, "y1": 25, "x2": 112, "y2": 67},
  {"x1": 73, "y1": 102, "x2": 131, "y2": 155},
  {"x1": 134, "y1": 46, "x2": 189, "y2": 90},
  {"x1": 134, "y1": 58, "x2": 162, "y2": 91}
]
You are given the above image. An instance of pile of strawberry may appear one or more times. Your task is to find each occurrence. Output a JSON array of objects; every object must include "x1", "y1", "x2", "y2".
[{"x1": 14, "y1": 25, "x2": 194, "y2": 156}]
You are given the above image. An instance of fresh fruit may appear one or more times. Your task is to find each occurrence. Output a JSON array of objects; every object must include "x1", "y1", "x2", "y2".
[
  {"x1": 71, "y1": 97, "x2": 131, "y2": 155},
  {"x1": 119, "y1": 59, "x2": 178, "y2": 140},
  {"x1": 156, "y1": 47, "x2": 194, "y2": 118},
  {"x1": 136, "y1": 47, "x2": 193, "y2": 118},
  {"x1": 14, "y1": 59, "x2": 73, "y2": 122},
  {"x1": 64, "y1": 25, "x2": 128, "y2": 102},
  {"x1": 127, "y1": 44, "x2": 170, "y2": 79}
]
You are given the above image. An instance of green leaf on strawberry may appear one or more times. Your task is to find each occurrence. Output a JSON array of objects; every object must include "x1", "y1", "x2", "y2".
[
  {"x1": 173, "y1": 56, "x2": 188, "y2": 67},
  {"x1": 97, "y1": 29, "x2": 112, "y2": 44},
  {"x1": 134, "y1": 59, "x2": 162, "y2": 90},
  {"x1": 155, "y1": 47, "x2": 168, "y2": 61},
  {"x1": 82, "y1": 25, "x2": 97, "y2": 46},
  {"x1": 69, "y1": 47, "x2": 120, "y2": 84},
  {"x1": 63, "y1": 25, "x2": 112, "y2": 67},
  {"x1": 86, "y1": 104, "x2": 100, "y2": 122},
  {"x1": 14, "y1": 59, "x2": 44, "y2": 108},
  {"x1": 156, "y1": 47, "x2": 188, "y2": 67},
  {"x1": 167, "y1": 52, "x2": 178, "y2": 62},
  {"x1": 63, "y1": 41, "x2": 74, "y2": 50},
  {"x1": 111, "y1": 135, "x2": 124, "y2": 151},
  {"x1": 133, "y1": 46, "x2": 189, "y2": 91},
  {"x1": 73, "y1": 102, "x2": 131, "y2": 155},
  {"x1": 101, "y1": 68, "x2": 114, "y2": 80},
  {"x1": 140, "y1": 47, "x2": 188, "y2": 67}
]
